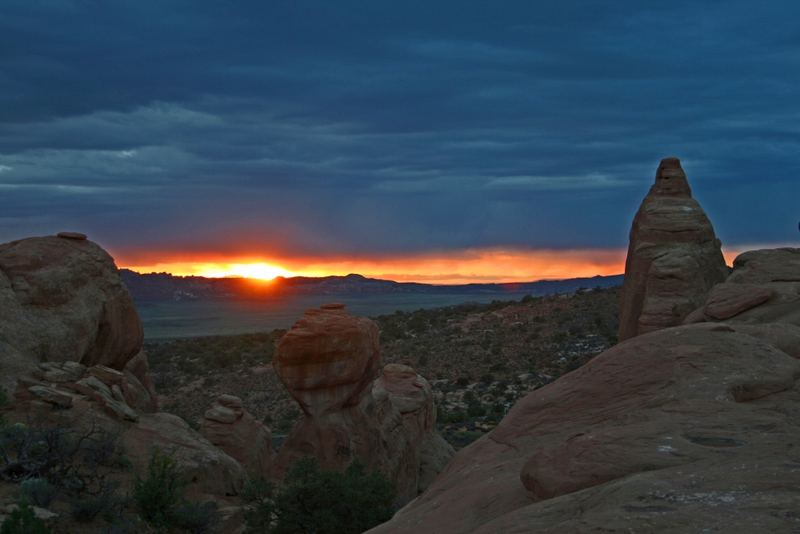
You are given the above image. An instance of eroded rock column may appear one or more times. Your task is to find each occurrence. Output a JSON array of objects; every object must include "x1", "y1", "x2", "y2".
[{"x1": 618, "y1": 157, "x2": 728, "y2": 340}]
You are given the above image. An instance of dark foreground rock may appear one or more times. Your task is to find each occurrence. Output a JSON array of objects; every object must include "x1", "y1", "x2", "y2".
[
  {"x1": 0, "y1": 234, "x2": 144, "y2": 392},
  {"x1": 0, "y1": 235, "x2": 243, "y2": 502},
  {"x1": 369, "y1": 321, "x2": 800, "y2": 533},
  {"x1": 685, "y1": 247, "x2": 800, "y2": 327},
  {"x1": 371, "y1": 158, "x2": 798, "y2": 533}
]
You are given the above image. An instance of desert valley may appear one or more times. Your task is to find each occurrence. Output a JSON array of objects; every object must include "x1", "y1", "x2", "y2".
[
  {"x1": 1, "y1": 158, "x2": 798, "y2": 532},
  {"x1": 2, "y1": 2, "x2": 799, "y2": 532}
]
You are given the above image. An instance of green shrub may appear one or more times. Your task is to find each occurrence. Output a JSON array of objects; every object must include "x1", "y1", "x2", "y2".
[
  {"x1": 0, "y1": 388, "x2": 8, "y2": 428},
  {"x1": 172, "y1": 501, "x2": 219, "y2": 534},
  {"x1": 242, "y1": 476, "x2": 274, "y2": 532},
  {"x1": 0, "y1": 421, "x2": 120, "y2": 493},
  {"x1": 69, "y1": 482, "x2": 124, "y2": 524},
  {"x1": 552, "y1": 331, "x2": 568, "y2": 343},
  {"x1": 213, "y1": 350, "x2": 242, "y2": 368},
  {"x1": 437, "y1": 409, "x2": 467, "y2": 425},
  {"x1": 104, "y1": 517, "x2": 137, "y2": 534},
  {"x1": 274, "y1": 408, "x2": 300, "y2": 434},
  {"x1": 466, "y1": 400, "x2": 486, "y2": 418},
  {"x1": 19, "y1": 478, "x2": 57, "y2": 507},
  {"x1": 0, "y1": 502, "x2": 51, "y2": 534},
  {"x1": 241, "y1": 476, "x2": 273, "y2": 503},
  {"x1": 132, "y1": 449, "x2": 184, "y2": 527},
  {"x1": 71, "y1": 493, "x2": 111, "y2": 523},
  {"x1": 245, "y1": 458, "x2": 395, "y2": 534}
]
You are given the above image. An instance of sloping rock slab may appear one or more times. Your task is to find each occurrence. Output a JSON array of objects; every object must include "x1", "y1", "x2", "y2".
[
  {"x1": 123, "y1": 413, "x2": 245, "y2": 497},
  {"x1": 369, "y1": 323, "x2": 800, "y2": 533}
]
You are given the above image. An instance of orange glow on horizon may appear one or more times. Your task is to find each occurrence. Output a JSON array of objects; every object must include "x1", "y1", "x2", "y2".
[
  {"x1": 121, "y1": 247, "x2": 628, "y2": 285},
  {"x1": 193, "y1": 262, "x2": 295, "y2": 281},
  {"x1": 117, "y1": 243, "x2": 783, "y2": 285}
]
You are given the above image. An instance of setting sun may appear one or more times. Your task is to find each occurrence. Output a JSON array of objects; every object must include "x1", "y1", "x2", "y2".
[{"x1": 194, "y1": 262, "x2": 295, "y2": 281}]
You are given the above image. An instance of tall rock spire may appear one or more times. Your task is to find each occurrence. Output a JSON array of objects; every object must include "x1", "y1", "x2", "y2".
[{"x1": 618, "y1": 157, "x2": 728, "y2": 341}]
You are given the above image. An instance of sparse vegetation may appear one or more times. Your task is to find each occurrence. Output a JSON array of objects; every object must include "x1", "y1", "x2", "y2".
[
  {"x1": 0, "y1": 502, "x2": 51, "y2": 534},
  {"x1": 19, "y1": 478, "x2": 57, "y2": 507},
  {"x1": 130, "y1": 449, "x2": 219, "y2": 532},
  {"x1": 0, "y1": 416, "x2": 135, "y2": 531},
  {"x1": 0, "y1": 419, "x2": 123, "y2": 495},
  {"x1": 132, "y1": 449, "x2": 185, "y2": 528},
  {"x1": 146, "y1": 288, "x2": 620, "y2": 449},
  {"x1": 172, "y1": 500, "x2": 220, "y2": 534},
  {"x1": 244, "y1": 458, "x2": 395, "y2": 534},
  {"x1": 70, "y1": 490, "x2": 119, "y2": 523},
  {"x1": 0, "y1": 387, "x2": 7, "y2": 428}
]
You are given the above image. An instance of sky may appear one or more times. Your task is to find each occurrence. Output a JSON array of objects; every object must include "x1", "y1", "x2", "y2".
[{"x1": 1, "y1": 1, "x2": 798, "y2": 282}]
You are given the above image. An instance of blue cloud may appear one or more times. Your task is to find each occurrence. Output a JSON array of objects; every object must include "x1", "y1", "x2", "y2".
[{"x1": 0, "y1": 0, "x2": 798, "y2": 254}]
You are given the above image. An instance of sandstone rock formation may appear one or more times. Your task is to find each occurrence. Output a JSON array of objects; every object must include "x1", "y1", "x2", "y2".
[
  {"x1": 0, "y1": 234, "x2": 144, "y2": 392},
  {"x1": 370, "y1": 320, "x2": 800, "y2": 533},
  {"x1": 123, "y1": 412, "x2": 246, "y2": 498},
  {"x1": 685, "y1": 247, "x2": 800, "y2": 327},
  {"x1": 618, "y1": 157, "x2": 728, "y2": 341},
  {"x1": 273, "y1": 302, "x2": 380, "y2": 417},
  {"x1": 202, "y1": 394, "x2": 275, "y2": 477},
  {"x1": 13, "y1": 360, "x2": 157, "y2": 422},
  {"x1": 372, "y1": 363, "x2": 454, "y2": 492},
  {"x1": 370, "y1": 159, "x2": 800, "y2": 533},
  {"x1": 0, "y1": 234, "x2": 248, "y2": 502},
  {"x1": 8, "y1": 367, "x2": 243, "y2": 500},
  {"x1": 273, "y1": 305, "x2": 453, "y2": 504}
]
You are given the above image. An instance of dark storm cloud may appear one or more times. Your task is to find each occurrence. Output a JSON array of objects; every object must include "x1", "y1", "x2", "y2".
[{"x1": 1, "y1": 0, "x2": 798, "y2": 255}]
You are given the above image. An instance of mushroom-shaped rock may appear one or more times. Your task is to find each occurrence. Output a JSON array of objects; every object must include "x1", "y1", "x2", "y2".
[
  {"x1": 273, "y1": 304, "x2": 380, "y2": 416},
  {"x1": 618, "y1": 157, "x2": 728, "y2": 341},
  {"x1": 202, "y1": 395, "x2": 275, "y2": 477},
  {"x1": 273, "y1": 308, "x2": 453, "y2": 506}
]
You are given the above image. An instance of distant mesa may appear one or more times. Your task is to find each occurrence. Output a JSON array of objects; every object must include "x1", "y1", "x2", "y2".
[
  {"x1": 119, "y1": 268, "x2": 625, "y2": 302},
  {"x1": 1, "y1": 155, "x2": 799, "y2": 533}
]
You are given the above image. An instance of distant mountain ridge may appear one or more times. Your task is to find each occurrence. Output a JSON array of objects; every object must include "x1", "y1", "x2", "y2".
[{"x1": 119, "y1": 269, "x2": 624, "y2": 302}]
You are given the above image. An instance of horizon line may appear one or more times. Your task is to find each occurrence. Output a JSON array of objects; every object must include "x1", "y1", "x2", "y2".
[{"x1": 120, "y1": 268, "x2": 626, "y2": 287}]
